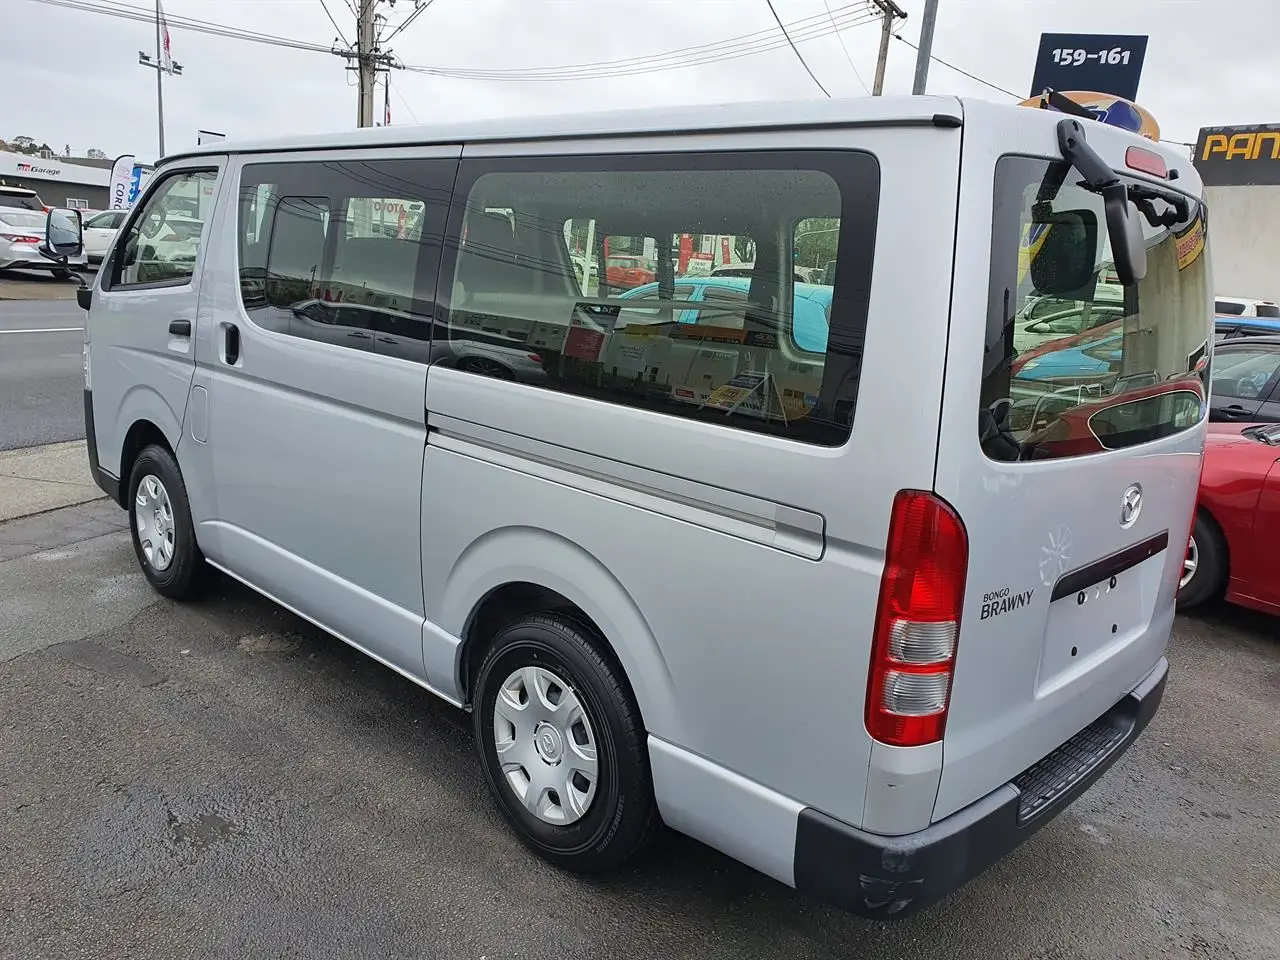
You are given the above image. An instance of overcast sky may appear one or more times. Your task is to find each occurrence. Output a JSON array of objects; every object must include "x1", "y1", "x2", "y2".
[{"x1": 9, "y1": 0, "x2": 1278, "y2": 163}]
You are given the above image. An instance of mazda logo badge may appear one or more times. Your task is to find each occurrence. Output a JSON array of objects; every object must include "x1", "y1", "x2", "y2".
[{"x1": 1120, "y1": 483, "x2": 1143, "y2": 528}]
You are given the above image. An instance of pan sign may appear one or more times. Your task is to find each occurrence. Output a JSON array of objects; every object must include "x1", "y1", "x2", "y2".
[
  {"x1": 1194, "y1": 124, "x2": 1280, "y2": 186},
  {"x1": 1029, "y1": 33, "x2": 1148, "y2": 102}
]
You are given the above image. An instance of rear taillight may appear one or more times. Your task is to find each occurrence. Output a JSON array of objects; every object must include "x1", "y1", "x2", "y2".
[
  {"x1": 866, "y1": 490, "x2": 968, "y2": 747},
  {"x1": 527, "y1": 353, "x2": 543, "y2": 363},
  {"x1": 0, "y1": 233, "x2": 42, "y2": 244}
]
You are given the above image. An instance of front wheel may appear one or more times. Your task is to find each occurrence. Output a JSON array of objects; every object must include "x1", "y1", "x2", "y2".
[
  {"x1": 473, "y1": 614, "x2": 660, "y2": 873},
  {"x1": 1176, "y1": 511, "x2": 1227, "y2": 610},
  {"x1": 127, "y1": 444, "x2": 206, "y2": 599}
]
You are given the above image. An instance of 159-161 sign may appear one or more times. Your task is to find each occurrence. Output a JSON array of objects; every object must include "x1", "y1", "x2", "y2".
[{"x1": 1029, "y1": 33, "x2": 1149, "y2": 102}]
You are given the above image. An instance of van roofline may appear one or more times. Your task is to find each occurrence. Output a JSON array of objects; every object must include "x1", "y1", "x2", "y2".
[{"x1": 162, "y1": 94, "x2": 965, "y2": 161}]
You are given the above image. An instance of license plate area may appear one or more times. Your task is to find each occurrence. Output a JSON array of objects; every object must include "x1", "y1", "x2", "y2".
[{"x1": 1037, "y1": 547, "x2": 1164, "y2": 696}]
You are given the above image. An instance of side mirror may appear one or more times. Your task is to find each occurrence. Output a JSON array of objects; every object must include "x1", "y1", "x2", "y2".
[
  {"x1": 1103, "y1": 186, "x2": 1148, "y2": 286},
  {"x1": 1030, "y1": 209, "x2": 1100, "y2": 296},
  {"x1": 41, "y1": 208, "x2": 83, "y2": 260}
]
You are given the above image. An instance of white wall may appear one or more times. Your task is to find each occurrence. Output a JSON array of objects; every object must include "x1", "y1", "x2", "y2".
[{"x1": 1205, "y1": 184, "x2": 1280, "y2": 300}]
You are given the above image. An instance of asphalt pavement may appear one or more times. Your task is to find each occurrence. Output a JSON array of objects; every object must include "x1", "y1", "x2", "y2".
[
  {"x1": 0, "y1": 500, "x2": 1276, "y2": 959},
  {"x1": 0, "y1": 297, "x2": 86, "y2": 451}
]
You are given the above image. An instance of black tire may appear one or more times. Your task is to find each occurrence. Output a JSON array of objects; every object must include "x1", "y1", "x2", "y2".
[
  {"x1": 126, "y1": 444, "x2": 207, "y2": 600},
  {"x1": 1177, "y1": 510, "x2": 1227, "y2": 610},
  {"x1": 473, "y1": 613, "x2": 660, "y2": 873}
]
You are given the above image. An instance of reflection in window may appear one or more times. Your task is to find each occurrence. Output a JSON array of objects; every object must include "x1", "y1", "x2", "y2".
[
  {"x1": 115, "y1": 169, "x2": 217, "y2": 287},
  {"x1": 442, "y1": 152, "x2": 877, "y2": 446},
  {"x1": 236, "y1": 159, "x2": 455, "y2": 361},
  {"x1": 980, "y1": 156, "x2": 1213, "y2": 462}
]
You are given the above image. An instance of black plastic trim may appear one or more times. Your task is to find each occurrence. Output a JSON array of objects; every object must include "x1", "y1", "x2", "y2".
[
  {"x1": 1050, "y1": 531, "x2": 1170, "y2": 602},
  {"x1": 83, "y1": 389, "x2": 121, "y2": 507},
  {"x1": 792, "y1": 657, "x2": 1168, "y2": 920}
]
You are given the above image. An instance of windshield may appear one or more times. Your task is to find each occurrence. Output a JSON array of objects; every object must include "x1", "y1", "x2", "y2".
[
  {"x1": 0, "y1": 210, "x2": 45, "y2": 231},
  {"x1": 980, "y1": 156, "x2": 1211, "y2": 461}
]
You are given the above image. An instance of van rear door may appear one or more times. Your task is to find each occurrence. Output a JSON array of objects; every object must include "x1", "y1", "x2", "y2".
[{"x1": 931, "y1": 106, "x2": 1210, "y2": 820}]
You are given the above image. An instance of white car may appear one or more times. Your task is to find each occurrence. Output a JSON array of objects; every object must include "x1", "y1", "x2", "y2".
[
  {"x1": 82, "y1": 209, "x2": 128, "y2": 265},
  {"x1": 1215, "y1": 295, "x2": 1280, "y2": 318},
  {"x1": 0, "y1": 207, "x2": 87, "y2": 278}
]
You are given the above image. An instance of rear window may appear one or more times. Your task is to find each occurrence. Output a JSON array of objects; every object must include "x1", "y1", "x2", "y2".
[
  {"x1": 1215, "y1": 299, "x2": 1245, "y2": 315},
  {"x1": 0, "y1": 188, "x2": 44, "y2": 211},
  {"x1": 980, "y1": 155, "x2": 1211, "y2": 461},
  {"x1": 1257, "y1": 303, "x2": 1280, "y2": 318}
]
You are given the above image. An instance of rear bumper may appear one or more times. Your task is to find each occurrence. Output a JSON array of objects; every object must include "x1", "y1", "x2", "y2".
[{"x1": 793, "y1": 656, "x2": 1168, "y2": 920}]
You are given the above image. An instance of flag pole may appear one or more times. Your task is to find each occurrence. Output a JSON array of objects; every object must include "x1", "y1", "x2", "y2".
[{"x1": 154, "y1": 0, "x2": 165, "y2": 157}]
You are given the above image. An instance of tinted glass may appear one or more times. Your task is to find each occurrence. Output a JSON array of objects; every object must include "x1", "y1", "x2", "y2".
[
  {"x1": 237, "y1": 159, "x2": 454, "y2": 359},
  {"x1": 1211, "y1": 346, "x2": 1280, "y2": 399},
  {"x1": 441, "y1": 151, "x2": 878, "y2": 446},
  {"x1": 114, "y1": 169, "x2": 217, "y2": 287},
  {"x1": 1257, "y1": 303, "x2": 1280, "y2": 318},
  {"x1": 1215, "y1": 300, "x2": 1245, "y2": 315},
  {"x1": 981, "y1": 156, "x2": 1212, "y2": 460},
  {"x1": 0, "y1": 188, "x2": 43, "y2": 211}
]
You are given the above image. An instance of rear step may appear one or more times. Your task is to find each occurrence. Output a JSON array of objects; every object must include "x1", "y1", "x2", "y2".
[{"x1": 1012, "y1": 694, "x2": 1138, "y2": 824}]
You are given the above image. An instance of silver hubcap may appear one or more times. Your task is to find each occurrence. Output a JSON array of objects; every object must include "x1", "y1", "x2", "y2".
[
  {"x1": 1180, "y1": 536, "x2": 1198, "y2": 590},
  {"x1": 492, "y1": 665, "x2": 598, "y2": 826},
  {"x1": 134, "y1": 474, "x2": 176, "y2": 572}
]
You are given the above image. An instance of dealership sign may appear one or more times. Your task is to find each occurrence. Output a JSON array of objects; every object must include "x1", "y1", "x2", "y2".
[
  {"x1": 1030, "y1": 33, "x2": 1148, "y2": 101},
  {"x1": 1194, "y1": 124, "x2": 1280, "y2": 186},
  {"x1": 0, "y1": 151, "x2": 111, "y2": 186}
]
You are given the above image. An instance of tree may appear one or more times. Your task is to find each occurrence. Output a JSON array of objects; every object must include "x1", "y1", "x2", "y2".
[
  {"x1": 9, "y1": 136, "x2": 36, "y2": 154},
  {"x1": 86, "y1": 148, "x2": 109, "y2": 160}
]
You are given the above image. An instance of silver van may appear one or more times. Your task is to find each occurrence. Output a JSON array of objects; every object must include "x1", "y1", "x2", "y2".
[{"x1": 80, "y1": 96, "x2": 1212, "y2": 918}]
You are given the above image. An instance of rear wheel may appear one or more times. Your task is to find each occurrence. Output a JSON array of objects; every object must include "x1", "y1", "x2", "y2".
[
  {"x1": 472, "y1": 613, "x2": 659, "y2": 873},
  {"x1": 1177, "y1": 511, "x2": 1227, "y2": 610}
]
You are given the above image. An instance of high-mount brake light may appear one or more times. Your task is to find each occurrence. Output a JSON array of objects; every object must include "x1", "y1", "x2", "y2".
[
  {"x1": 1125, "y1": 146, "x2": 1169, "y2": 179},
  {"x1": 866, "y1": 490, "x2": 969, "y2": 747}
]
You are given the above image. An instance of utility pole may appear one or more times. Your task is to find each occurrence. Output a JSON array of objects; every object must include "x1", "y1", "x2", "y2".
[
  {"x1": 870, "y1": 0, "x2": 907, "y2": 96},
  {"x1": 137, "y1": 0, "x2": 181, "y2": 157},
  {"x1": 912, "y1": 0, "x2": 940, "y2": 95},
  {"x1": 357, "y1": 0, "x2": 377, "y2": 128},
  {"x1": 332, "y1": 0, "x2": 397, "y2": 127}
]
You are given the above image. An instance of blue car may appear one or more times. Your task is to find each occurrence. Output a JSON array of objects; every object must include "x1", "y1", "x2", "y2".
[
  {"x1": 616, "y1": 276, "x2": 831, "y2": 353},
  {"x1": 1215, "y1": 315, "x2": 1280, "y2": 341},
  {"x1": 1015, "y1": 330, "x2": 1123, "y2": 382}
]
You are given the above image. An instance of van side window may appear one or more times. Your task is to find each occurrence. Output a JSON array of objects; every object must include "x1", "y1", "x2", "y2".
[
  {"x1": 236, "y1": 159, "x2": 455, "y2": 355},
  {"x1": 440, "y1": 151, "x2": 878, "y2": 446},
  {"x1": 112, "y1": 169, "x2": 217, "y2": 288}
]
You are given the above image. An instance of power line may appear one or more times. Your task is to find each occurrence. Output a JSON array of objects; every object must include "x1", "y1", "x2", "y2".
[
  {"x1": 383, "y1": 0, "x2": 437, "y2": 44},
  {"x1": 318, "y1": 0, "x2": 350, "y2": 47},
  {"x1": 401, "y1": 7, "x2": 880, "y2": 81},
  {"x1": 892, "y1": 33, "x2": 1020, "y2": 99},
  {"x1": 22, "y1": 0, "x2": 334, "y2": 53},
  {"x1": 823, "y1": 0, "x2": 869, "y2": 95},
  {"x1": 388, "y1": 77, "x2": 421, "y2": 124},
  {"x1": 764, "y1": 0, "x2": 830, "y2": 98},
  {"x1": 21, "y1": 0, "x2": 878, "y2": 85}
]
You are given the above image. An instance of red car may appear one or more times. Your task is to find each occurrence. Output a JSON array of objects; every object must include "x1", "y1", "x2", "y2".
[
  {"x1": 1178, "y1": 422, "x2": 1280, "y2": 614},
  {"x1": 604, "y1": 255, "x2": 655, "y2": 291}
]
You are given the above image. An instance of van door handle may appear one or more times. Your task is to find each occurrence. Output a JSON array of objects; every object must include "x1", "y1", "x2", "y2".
[
  {"x1": 224, "y1": 323, "x2": 241, "y2": 365},
  {"x1": 347, "y1": 331, "x2": 371, "y2": 339},
  {"x1": 168, "y1": 319, "x2": 191, "y2": 336},
  {"x1": 1221, "y1": 404, "x2": 1252, "y2": 419}
]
